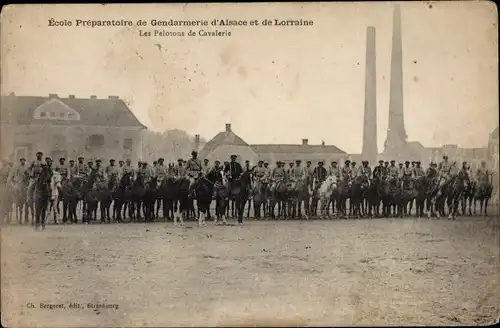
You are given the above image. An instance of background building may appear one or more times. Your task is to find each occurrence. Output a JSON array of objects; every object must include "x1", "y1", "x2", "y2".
[{"x1": 0, "y1": 93, "x2": 146, "y2": 162}]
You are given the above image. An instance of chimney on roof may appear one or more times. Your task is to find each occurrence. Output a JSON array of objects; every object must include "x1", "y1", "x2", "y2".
[
  {"x1": 49, "y1": 93, "x2": 58, "y2": 98},
  {"x1": 108, "y1": 95, "x2": 119, "y2": 100},
  {"x1": 194, "y1": 134, "x2": 200, "y2": 151},
  {"x1": 69, "y1": 95, "x2": 75, "y2": 99},
  {"x1": 225, "y1": 123, "x2": 231, "y2": 133},
  {"x1": 90, "y1": 95, "x2": 97, "y2": 100},
  {"x1": 9, "y1": 92, "x2": 15, "y2": 97},
  {"x1": 302, "y1": 139, "x2": 308, "y2": 146},
  {"x1": 321, "y1": 140, "x2": 325, "y2": 146}
]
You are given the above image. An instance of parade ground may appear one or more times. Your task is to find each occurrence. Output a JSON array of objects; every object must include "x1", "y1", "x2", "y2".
[{"x1": 2, "y1": 216, "x2": 499, "y2": 327}]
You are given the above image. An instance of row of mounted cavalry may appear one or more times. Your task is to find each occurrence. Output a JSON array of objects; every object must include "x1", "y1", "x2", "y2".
[{"x1": 0, "y1": 165, "x2": 495, "y2": 229}]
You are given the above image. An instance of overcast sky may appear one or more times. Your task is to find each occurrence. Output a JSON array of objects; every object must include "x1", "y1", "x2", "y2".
[{"x1": 1, "y1": 2, "x2": 498, "y2": 154}]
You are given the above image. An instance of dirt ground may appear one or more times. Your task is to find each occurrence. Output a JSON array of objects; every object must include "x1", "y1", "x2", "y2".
[{"x1": 2, "y1": 216, "x2": 499, "y2": 327}]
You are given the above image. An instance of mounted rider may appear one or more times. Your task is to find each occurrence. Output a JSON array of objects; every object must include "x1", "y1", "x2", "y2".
[
  {"x1": 28, "y1": 151, "x2": 45, "y2": 196},
  {"x1": 313, "y1": 161, "x2": 328, "y2": 190},
  {"x1": 105, "y1": 159, "x2": 120, "y2": 184},
  {"x1": 94, "y1": 159, "x2": 107, "y2": 183},
  {"x1": 121, "y1": 158, "x2": 135, "y2": 181},
  {"x1": 373, "y1": 160, "x2": 385, "y2": 180},
  {"x1": 328, "y1": 161, "x2": 341, "y2": 178},
  {"x1": 185, "y1": 151, "x2": 203, "y2": 197},
  {"x1": 350, "y1": 161, "x2": 358, "y2": 179},
  {"x1": 341, "y1": 160, "x2": 352, "y2": 185},
  {"x1": 224, "y1": 154, "x2": 244, "y2": 193},
  {"x1": 413, "y1": 161, "x2": 425, "y2": 178},
  {"x1": 476, "y1": 161, "x2": 492, "y2": 186},
  {"x1": 56, "y1": 157, "x2": 69, "y2": 181},
  {"x1": 202, "y1": 159, "x2": 211, "y2": 175},
  {"x1": 288, "y1": 159, "x2": 305, "y2": 190},
  {"x1": 388, "y1": 160, "x2": 399, "y2": 182},
  {"x1": 8, "y1": 158, "x2": 29, "y2": 187},
  {"x1": 154, "y1": 158, "x2": 167, "y2": 185},
  {"x1": 357, "y1": 161, "x2": 372, "y2": 179},
  {"x1": 269, "y1": 160, "x2": 286, "y2": 193},
  {"x1": 75, "y1": 156, "x2": 88, "y2": 179},
  {"x1": 253, "y1": 160, "x2": 269, "y2": 193}
]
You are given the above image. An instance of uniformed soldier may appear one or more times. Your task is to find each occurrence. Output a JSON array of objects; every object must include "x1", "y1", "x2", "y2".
[
  {"x1": 76, "y1": 156, "x2": 88, "y2": 178},
  {"x1": 328, "y1": 161, "x2": 341, "y2": 178},
  {"x1": 403, "y1": 161, "x2": 414, "y2": 179},
  {"x1": 68, "y1": 160, "x2": 77, "y2": 180},
  {"x1": 414, "y1": 161, "x2": 425, "y2": 178},
  {"x1": 8, "y1": 158, "x2": 29, "y2": 186},
  {"x1": 313, "y1": 161, "x2": 328, "y2": 185},
  {"x1": 86, "y1": 161, "x2": 94, "y2": 177},
  {"x1": 438, "y1": 155, "x2": 451, "y2": 174},
  {"x1": 0, "y1": 161, "x2": 14, "y2": 185},
  {"x1": 358, "y1": 161, "x2": 372, "y2": 178},
  {"x1": 94, "y1": 159, "x2": 106, "y2": 182},
  {"x1": 341, "y1": 160, "x2": 352, "y2": 182},
  {"x1": 373, "y1": 160, "x2": 385, "y2": 180},
  {"x1": 176, "y1": 158, "x2": 187, "y2": 178},
  {"x1": 56, "y1": 157, "x2": 69, "y2": 179},
  {"x1": 30, "y1": 152, "x2": 45, "y2": 182},
  {"x1": 291, "y1": 159, "x2": 305, "y2": 182},
  {"x1": 398, "y1": 163, "x2": 405, "y2": 178},
  {"x1": 106, "y1": 159, "x2": 120, "y2": 182},
  {"x1": 350, "y1": 161, "x2": 358, "y2": 179},
  {"x1": 202, "y1": 159, "x2": 211, "y2": 175},
  {"x1": 269, "y1": 160, "x2": 286, "y2": 193},
  {"x1": 185, "y1": 151, "x2": 203, "y2": 195},
  {"x1": 426, "y1": 162, "x2": 438, "y2": 178},
  {"x1": 224, "y1": 155, "x2": 244, "y2": 179},
  {"x1": 122, "y1": 158, "x2": 135, "y2": 180},
  {"x1": 384, "y1": 161, "x2": 390, "y2": 176},
  {"x1": 388, "y1": 160, "x2": 399, "y2": 180},
  {"x1": 476, "y1": 161, "x2": 491, "y2": 185},
  {"x1": 244, "y1": 160, "x2": 252, "y2": 172},
  {"x1": 154, "y1": 158, "x2": 167, "y2": 184},
  {"x1": 143, "y1": 162, "x2": 154, "y2": 183}
]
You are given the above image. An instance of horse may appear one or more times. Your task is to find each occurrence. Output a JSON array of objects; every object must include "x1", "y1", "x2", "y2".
[
  {"x1": 82, "y1": 172, "x2": 99, "y2": 223},
  {"x1": 33, "y1": 165, "x2": 52, "y2": 230},
  {"x1": 414, "y1": 176, "x2": 429, "y2": 217},
  {"x1": 397, "y1": 177, "x2": 418, "y2": 218},
  {"x1": 349, "y1": 175, "x2": 370, "y2": 218},
  {"x1": 130, "y1": 174, "x2": 146, "y2": 222},
  {"x1": 61, "y1": 177, "x2": 81, "y2": 223},
  {"x1": 460, "y1": 179, "x2": 476, "y2": 216},
  {"x1": 230, "y1": 171, "x2": 252, "y2": 224},
  {"x1": 159, "y1": 175, "x2": 177, "y2": 221},
  {"x1": 196, "y1": 169, "x2": 218, "y2": 226},
  {"x1": 363, "y1": 177, "x2": 380, "y2": 217},
  {"x1": 474, "y1": 176, "x2": 493, "y2": 216},
  {"x1": 213, "y1": 170, "x2": 229, "y2": 224},
  {"x1": 13, "y1": 171, "x2": 31, "y2": 224},
  {"x1": 143, "y1": 177, "x2": 158, "y2": 222},
  {"x1": 105, "y1": 174, "x2": 120, "y2": 222},
  {"x1": 316, "y1": 175, "x2": 338, "y2": 218},
  {"x1": 115, "y1": 173, "x2": 133, "y2": 222},
  {"x1": 251, "y1": 178, "x2": 268, "y2": 219},
  {"x1": 173, "y1": 177, "x2": 191, "y2": 225},
  {"x1": 268, "y1": 177, "x2": 288, "y2": 219},
  {"x1": 426, "y1": 175, "x2": 452, "y2": 219},
  {"x1": 445, "y1": 172, "x2": 470, "y2": 220}
]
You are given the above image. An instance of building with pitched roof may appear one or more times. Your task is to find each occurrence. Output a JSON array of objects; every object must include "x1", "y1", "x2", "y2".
[
  {"x1": 198, "y1": 123, "x2": 346, "y2": 166},
  {"x1": 198, "y1": 124, "x2": 259, "y2": 164},
  {"x1": 0, "y1": 93, "x2": 146, "y2": 162}
]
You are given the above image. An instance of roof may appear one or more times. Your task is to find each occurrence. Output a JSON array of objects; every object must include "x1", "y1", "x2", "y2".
[
  {"x1": 490, "y1": 126, "x2": 499, "y2": 139},
  {"x1": 0, "y1": 93, "x2": 146, "y2": 128},
  {"x1": 199, "y1": 130, "x2": 249, "y2": 158},
  {"x1": 251, "y1": 144, "x2": 346, "y2": 154}
]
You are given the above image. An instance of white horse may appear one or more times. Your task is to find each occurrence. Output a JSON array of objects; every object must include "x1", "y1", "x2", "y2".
[{"x1": 317, "y1": 175, "x2": 339, "y2": 218}]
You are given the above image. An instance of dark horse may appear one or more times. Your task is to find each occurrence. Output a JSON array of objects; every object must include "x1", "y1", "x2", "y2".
[
  {"x1": 228, "y1": 171, "x2": 253, "y2": 224},
  {"x1": 33, "y1": 165, "x2": 52, "y2": 230},
  {"x1": 196, "y1": 169, "x2": 217, "y2": 225}
]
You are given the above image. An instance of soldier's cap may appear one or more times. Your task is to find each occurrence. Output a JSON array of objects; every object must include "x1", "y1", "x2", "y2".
[
  {"x1": 204, "y1": 158, "x2": 209, "y2": 162},
  {"x1": 365, "y1": 161, "x2": 369, "y2": 164},
  {"x1": 230, "y1": 155, "x2": 237, "y2": 158},
  {"x1": 96, "y1": 159, "x2": 102, "y2": 163},
  {"x1": 78, "y1": 156, "x2": 84, "y2": 160},
  {"x1": 69, "y1": 159, "x2": 75, "y2": 163},
  {"x1": 318, "y1": 161, "x2": 324, "y2": 164},
  {"x1": 59, "y1": 157, "x2": 66, "y2": 161},
  {"x1": 378, "y1": 160, "x2": 384, "y2": 163},
  {"x1": 384, "y1": 161, "x2": 389, "y2": 164},
  {"x1": 126, "y1": 158, "x2": 131, "y2": 162},
  {"x1": 481, "y1": 160, "x2": 486, "y2": 164},
  {"x1": 178, "y1": 158, "x2": 183, "y2": 162},
  {"x1": 345, "y1": 160, "x2": 351, "y2": 163},
  {"x1": 332, "y1": 161, "x2": 337, "y2": 164},
  {"x1": 246, "y1": 160, "x2": 250, "y2": 163},
  {"x1": 36, "y1": 151, "x2": 43, "y2": 155},
  {"x1": 264, "y1": 161, "x2": 269, "y2": 164},
  {"x1": 295, "y1": 159, "x2": 301, "y2": 163},
  {"x1": 158, "y1": 158, "x2": 164, "y2": 161},
  {"x1": 416, "y1": 161, "x2": 421, "y2": 164},
  {"x1": 443, "y1": 155, "x2": 448, "y2": 159},
  {"x1": 463, "y1": 161, "x2": 468, "y2": 165},
  {"x1": 110, "y1": 159, "x2": 116, "y2": 162},
  {"x1": 351, "y1": 162, "x2": 356, "y2": 165},
  {"x1": 191, "y1": 150, "x2": 198, "y2": 155},
  {"x1": 20, "y1": 158, "x2": 26, "y2": 161},
  {"x1": 45, "y1": 157, "x2": 52, "y2": 161},
  {"x1": 411, "y1": 161, "x2": 415, "y2": 164},
  {"x1": 258, "y1": 160, "x2": 263, "y2": 163},
  {"x1": 399, "y1": 163, "x2": 403, "y2": 166},
  {"x1": 119, "y1": 160, "x2": 124, "y2": 163},
  {"x1": 390, "y1": 160, "x2": 395, "y2": 163},
  {"x1": 405, "y1": 161, "x2": 410, "y2": 164}
]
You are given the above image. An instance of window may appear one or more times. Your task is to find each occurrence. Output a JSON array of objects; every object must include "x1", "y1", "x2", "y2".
[
  {"x1": 88, "y1": 134, "x2": 105, "y2": 147},
  {"x1": 123, "y1": 138, "x2": 133, "y2": 150},
  {"x1": 68, "y1": 113, "x2": 75, "y2": 118},
  {"x1": 50, "y1": 112, "x2": 55, "y2": 117},
  {"x1": 59, "y1": 113, "x2": 65, "y2": 118},
  {"x1": 40, "y1": 112, "x2": 46, "y2": 117}
]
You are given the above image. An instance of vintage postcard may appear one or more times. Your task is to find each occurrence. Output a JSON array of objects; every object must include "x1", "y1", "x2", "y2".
[{"x1": 1, "y1": 1, "x2": 499, "y2": 327}]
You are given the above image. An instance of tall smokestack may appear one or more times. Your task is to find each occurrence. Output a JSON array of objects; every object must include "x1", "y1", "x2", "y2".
[
  {"x1": 362, "y1": 26, "x2": 378, "y2": 164},
  {"x1": 384, "y1": 4, "x2": 407, "y2": 155}
]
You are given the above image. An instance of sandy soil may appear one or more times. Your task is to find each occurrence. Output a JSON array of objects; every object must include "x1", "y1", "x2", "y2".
[{"x1": 2, "y1": 216, "x2": 499, "y2": 327}]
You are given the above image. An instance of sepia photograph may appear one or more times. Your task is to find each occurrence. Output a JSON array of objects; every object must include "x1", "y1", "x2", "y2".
[{"x1": 1, "y1": 1, "x2": 499, "y2": 326}]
